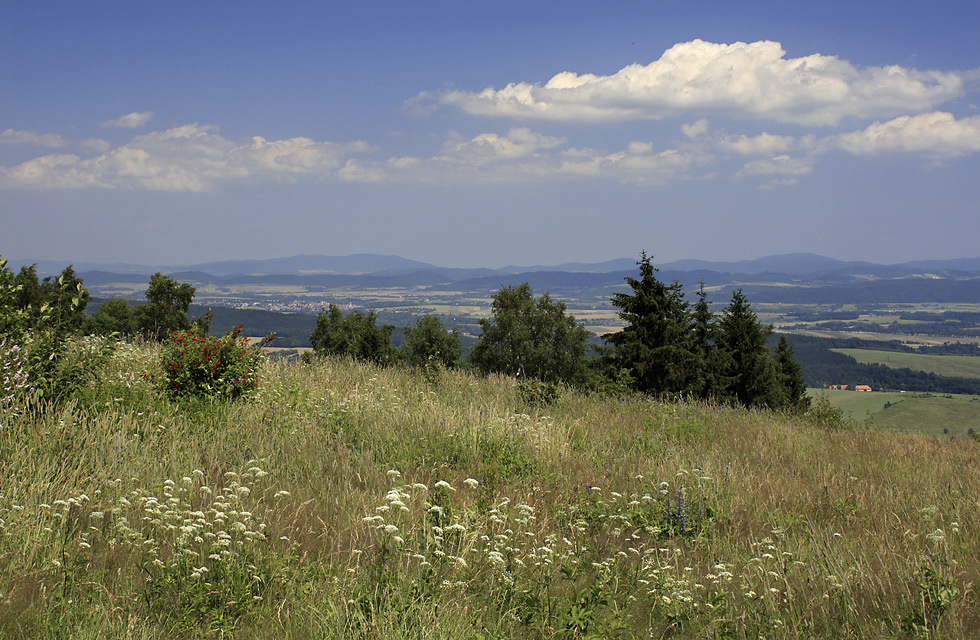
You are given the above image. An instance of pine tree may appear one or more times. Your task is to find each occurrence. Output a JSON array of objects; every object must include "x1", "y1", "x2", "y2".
[
  {"x1": 605, "y1": 253, "x2": 696, "y2": 396},
  {"x1": 716, "y1": 289, "x2": 777, "y2": 408},
  {"x1": 774, "y1": 334, "x2": 810, "y2": 411}
]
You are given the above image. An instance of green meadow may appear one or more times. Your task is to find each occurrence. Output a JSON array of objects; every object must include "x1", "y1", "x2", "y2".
[
  {"x1": 1, "y1": 339, "x2": 977, "y2": 639},
  {"x1": 811, "y1": 388, "x2": 980, "y2": 439},
  {"x1": 833, "y1": 349, "x2": 980, "y2": 379}
]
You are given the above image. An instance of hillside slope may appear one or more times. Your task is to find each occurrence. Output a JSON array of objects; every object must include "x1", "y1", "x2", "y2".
[{"x1": 1, "y1": 345, "x2": 977, "y2": 638}]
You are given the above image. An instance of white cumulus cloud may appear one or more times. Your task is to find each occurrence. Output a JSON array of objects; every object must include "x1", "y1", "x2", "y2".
[
  {"x1": 836, "y1": 112, "x2": 980, "y2": 156},
  {"x1": 428, "y1": 39, "x2": 968, "y2": 126},
  {"x1": 0, "y1": 124, "x2": 372, "y2": 191},
  {"x1": 337, "y1": 128, "x2": 710, "y2": 186},
  {"x1": 99, "y1": 111, "x2": 155, "y2": 128}
]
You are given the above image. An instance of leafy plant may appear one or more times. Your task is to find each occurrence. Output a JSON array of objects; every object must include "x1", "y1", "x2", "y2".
[
  {"x1": 902, "y1": 566, "x2": 960, "y2": 636},
  {"x1": 517, "y1": 379, "x2": 562, "y2": 407},
  {"x1": 160, "y1": 319, "x2": 271, "y2": 399}
]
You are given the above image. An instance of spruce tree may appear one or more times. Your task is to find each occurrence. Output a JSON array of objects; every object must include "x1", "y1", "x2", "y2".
[
  {"x1": 605, "y1": 253, "x2": 695, "y2": 396},
  {"x1": 690, "y1": 281, "x2": 733, "y2": 402},
  {"x1": 716, "y1": 289, "x2": 777, "y2": 408},
  {"x1": 774, "y1": 334, "x2": 810, "y2": 411}
]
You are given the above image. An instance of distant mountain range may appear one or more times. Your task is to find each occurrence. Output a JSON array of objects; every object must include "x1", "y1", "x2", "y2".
[
  {"x1": 12, "y1": 252, "x2": 980, "y2": 279},
  {"x1": 9, "y1": 251, "x2": 980, "y2": 306}
]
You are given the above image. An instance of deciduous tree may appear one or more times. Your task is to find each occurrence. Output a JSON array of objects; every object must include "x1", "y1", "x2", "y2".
[
  {"x1": 135, "y1": 273, "x2": 196, "y2": 341},
  {"x1": 310, "y1": 304, "x2": 397, "y2": 365},
  {"x1": 402, "y1": 315, "x2": 462, "y2": 369},
  {"x1": 470, "y1": 283, "x2": 589, "y2": 386},
  {"x1": 83, "y1": 297, "x2": 138, "y2": 337}
]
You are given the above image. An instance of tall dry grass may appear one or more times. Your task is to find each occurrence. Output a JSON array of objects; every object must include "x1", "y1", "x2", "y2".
[{"x1": 0, "y1": 341, "x2": 976, "y2": 638}]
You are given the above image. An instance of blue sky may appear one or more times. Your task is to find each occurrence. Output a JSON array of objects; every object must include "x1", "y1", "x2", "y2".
[{"x1": 1, "y1": 0, "x2": 978, "y2": 268}]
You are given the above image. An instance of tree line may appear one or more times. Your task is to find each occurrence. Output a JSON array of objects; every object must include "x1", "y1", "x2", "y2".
[
  {"x1": 307, "y1": 252, "x2": 809, "y2": 412},
  {"x1": 3, "y1": 253, "x2": 809, "y2": 412},
  {"x1": 785, "y1": 334, "x2": 980, "y2": 394},
  {"x1": 9, "y1": 263, "x2": 198, "y2": 342}
]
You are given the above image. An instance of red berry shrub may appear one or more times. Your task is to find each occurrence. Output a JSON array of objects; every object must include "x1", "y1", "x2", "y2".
[{"x1": 161, "y1": 324, "x2": 269, "y2": 400}]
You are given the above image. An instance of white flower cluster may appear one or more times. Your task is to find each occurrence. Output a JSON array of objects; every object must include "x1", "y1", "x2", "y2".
[
  {"x1": 0, "y1": 338, "x2": 31, "y2": 413},
  {"x1": 36, "y1": 462, "x2": 274, "y2": 593}
]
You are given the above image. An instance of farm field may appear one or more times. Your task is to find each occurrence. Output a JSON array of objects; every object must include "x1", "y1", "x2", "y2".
[
  {"x1": 833, "y1": 348, "x2": 980, "y2": 378},
  {"x1": 811, "y1": 388, "x2": 980, "y2": 439}
]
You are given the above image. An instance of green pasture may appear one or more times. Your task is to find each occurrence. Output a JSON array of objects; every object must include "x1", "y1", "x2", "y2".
[
  {"x1": 834, "y1": 348, "x2": 980, "y2": 378},
  {"x1": 811, "y1": 388, "x2": 980, "y2": 438}
]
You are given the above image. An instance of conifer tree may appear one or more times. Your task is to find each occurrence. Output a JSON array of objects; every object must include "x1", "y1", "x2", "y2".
[
  {"x1": 716, "y1": 289, "x2": 778, "y2": 408},
  {"x1": 690, "y1": 281, "x2": 733, "y2": 401},
  {"x1": 605, "y1": 253, "x2": 695, "y2": 396},
  {"x1": 775, "y1": 334, "x2": 810, "y2": 411}
]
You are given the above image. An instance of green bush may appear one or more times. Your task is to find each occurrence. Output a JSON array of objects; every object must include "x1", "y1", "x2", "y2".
[{"x1": 160, "y1": 323, "x2": 269, "y2": 399}]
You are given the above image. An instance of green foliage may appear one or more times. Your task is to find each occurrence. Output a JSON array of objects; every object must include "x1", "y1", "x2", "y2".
[
  {"x1": 716, "y1": 289, "x2": 778, "y2": 409},
  {"x1": 160, "y1": 320, "x2": 269, "y2": 400},
  {"x1": 902, "y1": 566, "x2": 960, "y2": 636},
  {"x1": 774, "y1": 334, "x2": 810, "y2": 411},
  {"x1": 135, "y1": 272, "x2": 196, "y2": 341},
  {"x1": 0, "y1": 337, "x2": 30, "y2": 412},
  {"x1": 470, "y1": 282, "x2": 590, "y2": 386},
  {"x1": 401, "y1": 314, "x2": 462, "y2": 370},
  {"x1": 81, "y1": 297, "x2": 138, "y2": 337},
  {"x1": 0, "y1": 257, "x2": 29, "y2": 341},
  {"x1": 1, "y1": 256, "x2": 108, "y2": 402},
  {"x1": 605, "y1": 256, "x2": 811, "y2": 412},
  {"x1": 689, "y1": 280, "x2": 734, "y2": 400},
  {"x1": 517, "y1": 379, "x2": 563, "y2": 407},
  {"x1": 605, "y1": 252, "x2": 696, "y2": 396},
  {"x1": 310, "y1": 304, "x2": 397, "y2": 365},
  {"x1": 806, "y1": 393, "x2": 858, "y2": 430}
]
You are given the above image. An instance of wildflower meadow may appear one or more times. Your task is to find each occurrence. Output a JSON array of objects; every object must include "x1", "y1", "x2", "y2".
[{"x1": 0, "y1": 338, "x2": 977, "y2": 638}]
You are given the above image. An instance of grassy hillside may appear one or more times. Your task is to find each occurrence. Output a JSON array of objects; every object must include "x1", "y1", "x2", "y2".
[
  {"x1": 833, "y1": 349, "x2": 980, "y2": 379},
  {"x1": 811, "y1": 388, "x2": 980, "y2": 438},
  {"x1": 1, "y1": 341, "x2": 978, "y2": 639}
]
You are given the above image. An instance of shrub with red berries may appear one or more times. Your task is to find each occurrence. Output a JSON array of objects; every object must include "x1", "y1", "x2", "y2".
[{"x1": 160, "y1": 319, "x2": 272, "y2": 400}]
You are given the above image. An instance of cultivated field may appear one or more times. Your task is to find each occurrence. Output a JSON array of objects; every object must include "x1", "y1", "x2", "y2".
[
  {"x1": 833, "y1": 349, "x2": 980, "y2": 379},
  {"x1": 811, "y1": 389, "x2": 980, "y2": 439}
]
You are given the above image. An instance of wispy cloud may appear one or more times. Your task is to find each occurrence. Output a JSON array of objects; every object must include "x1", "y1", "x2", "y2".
[
  {"x1": 422, "y1": 39, "x2": 969, "y2": 126},
  {"x1": 1, "y1": 128, "x2": 109, "y2": 152},
  {"x1": 0, "y1": 124, "x2": 372, "y2": 191},
  {"x1": 2, "y1": 106, "x2": 978, "y2": 192},
  {"x1": 736, "y1": 154, "x2": 816, "y2": 178},
  {"x1": 99, "y1": 111, "x2": 155, "y2": 128},
  {"x1": 337, "y1": 127, "x2": 710, "y2": 186}
]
